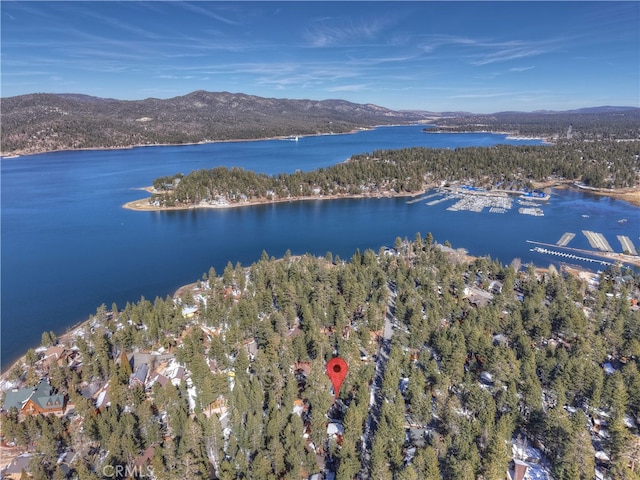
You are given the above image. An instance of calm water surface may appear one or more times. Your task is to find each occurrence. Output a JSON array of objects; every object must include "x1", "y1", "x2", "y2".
[{"x1": 2, "y1": 126, "x2": 638, "y2": 367}]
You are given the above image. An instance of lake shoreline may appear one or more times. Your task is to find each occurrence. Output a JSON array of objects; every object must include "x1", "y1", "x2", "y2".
[
  {"x1": 123, "y1": 188, "x2": 426, "y2": 211},
  {"x1": 0, "y1": 125, "x2": 555, "y2": 158},
  {"x1": 5, "y1": 125, "x2": 637, "y2": 369},
  {"x1": 0, "y1": 127, "x2": 380, "y2": 158},
  {"x1": 123, "y1": 181, "x2": 640, "y2": 212}
]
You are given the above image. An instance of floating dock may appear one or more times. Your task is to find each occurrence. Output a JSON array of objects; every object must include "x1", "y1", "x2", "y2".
[
  {"x1": 530, "y1": 246, "x2": 614, "y2": 266},
  {"x1": 447, "y1": 193, "x2": 512, "y2": 213},
  {"x1": 556, "y1": 232, "x2": 575, "y2": 247},
  {"x1": 617, "y1": 235, "x2": 638, "y2": 255},
  {"x1": 406, "y1": 192, "x2": 442, "y2": 204},
  {"x1": 426, "y1": 194, "x2": 456, "y2": 206},
  {"x1": 527, "y1": 239, "x2": 640, "y2": 267},
  {"x1": 582, "y1": 230, "x2": 614, "y2": 252},
  {"x1": 519, "y1": 207, "x2": 544, "y2": 216},
  {"x1": 517, "y1": 199, "x2": 541, "y2": 207}
]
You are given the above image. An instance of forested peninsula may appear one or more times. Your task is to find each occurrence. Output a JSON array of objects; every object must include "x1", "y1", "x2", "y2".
[
  {"x1": 1, "y1": 237, "x2": 639, "y2": 479},
  {"x1": 125, "y1": 140, "x2": 640, "y2": 211}
]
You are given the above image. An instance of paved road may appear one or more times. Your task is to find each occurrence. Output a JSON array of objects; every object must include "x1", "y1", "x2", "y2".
[{"x1": 357, "y1": 282, "x2": 396, "y2": 480}]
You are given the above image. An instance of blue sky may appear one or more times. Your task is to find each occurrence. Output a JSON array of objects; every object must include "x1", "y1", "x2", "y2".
[{"x1": 1, "y1": 1, "x2": 638, "y2": 113}]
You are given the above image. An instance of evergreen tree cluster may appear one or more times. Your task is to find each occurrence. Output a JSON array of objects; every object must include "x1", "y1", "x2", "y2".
[
  {"x1": 430, "y1": 109, "x2": 640, "y2": 140},
  {"x1": 150, "y1": 140, "x2": 640, "y2": 208},
  {"x1": 3, "y1": 236, "x2": 639, "y2": 479}
]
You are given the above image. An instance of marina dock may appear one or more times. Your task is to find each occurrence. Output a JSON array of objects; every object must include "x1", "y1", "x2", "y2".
[
  {"x1": 427, "y1": 194, "x2": 457, "y2": 206},
  {"x1": 557, "y1": 232, "x2": 575, "y2": 247},
  {"x1": 446, "y1": 193, "x2": 512, "y2": 212},
  {"x1": 582, "y1": 230, "x2": 614, "y2": 252},
  {"x1": 418, "y1": 185, "x2": 554, "y2": 215},
  {"x1": 526, "y1": 240, "x2": 640, "y2": 267},
  {"x1": 406, "y1": 192, "x2": 442, "y2": 204},
  {"x1": 518, "y1": 207, "x2": 544, "y2": 216},
  {"x1": 617, "y1": 235, "x2": 638, "y2": 255},
  {"x1": 530, "y1": 246, "x2": 614, "y2": 266}
]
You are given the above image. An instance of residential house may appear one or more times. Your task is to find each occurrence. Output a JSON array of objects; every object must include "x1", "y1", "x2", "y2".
[
  {"x1": 56, "y1": 450, "x2": 78, "y2": 478},
  {"x1": 507, "y1": 459, "x2": 528, "y2": 480},
  {"x1": 129, "y1": 364, "x2": 149, "y2": 388},
  {"x1": 94, "y1": 385, "x2": 110, "y2": 412},
  {"x1": 41, "y1": 345, "x2": 67, "y2": 370},
  {"x1": 133, "y1": 444, "x2": 156, "y2": 470},
  {"x1": 242, "y1": 338, "x2": 258, "y2": 358},
  {"x1": 2, "y1": 380, "x2": 65, "y2": 416},
  {"x1": 0, "y1": 453, "x2": 35, "y2": 479}
]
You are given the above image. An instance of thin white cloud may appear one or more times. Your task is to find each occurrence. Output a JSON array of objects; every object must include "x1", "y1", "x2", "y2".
[
  {"x1": 155, "y1": 75, "x2": 197, "y2": 80},
  {"x1": 327, "y1": 84, "x2": 371, "y2": 93},
  {"x1": 80, "y1": 10, "x2": 162, "y2": 40},
  {"x1": 447, "y1": 88, "x2": 552, "y2": 102},
  {"x1": 345, "y1": 53, "x2": 420, "y2": 66},
  {"x1": 510, "y1": 66, "x2": 535, "y2": 72},
  {"x1": 468, "y1": 44, "x2": 549, "y2": 66},
  {"x1": 1, "y1": 70, "x2": 53, "y2": 77},
  {"x1": 177, "y1": 2, "x2": 242, "y2": 26},
  {"x1": 419, "y1": 34, "x2": 480, "y2": 53},
  {"x1": 304, "y1": 15, "x2": 397, "y2": 47},
  {"x1": 417, "y1": 34, "x2": 559, "y2": 66}
]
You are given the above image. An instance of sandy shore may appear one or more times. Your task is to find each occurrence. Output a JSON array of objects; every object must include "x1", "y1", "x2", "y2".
[
  {"x1": 544, "y1": 182, "x2": 640, "y2": 207},
  {"x1": 578, "y1": 186, "x2": 640, "y2": 207}
]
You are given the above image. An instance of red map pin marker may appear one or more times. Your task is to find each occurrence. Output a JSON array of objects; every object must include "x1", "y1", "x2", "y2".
[{"x1": 326, "y1": 357, "x2": 348, "y2": 400}]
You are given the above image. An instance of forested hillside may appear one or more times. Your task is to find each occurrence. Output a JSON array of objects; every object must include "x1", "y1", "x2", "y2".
[
  {"x1": 147, "y1": 140, "x2": 640, "y2": 208},
  {"x1": 430, "y1": 108, "x2": 640, "y2": 140},
  {"x1": 3, "y1": 89, "x2": 637, "y2": 156},
  {"x1": 0, "y1": 91, "x2": 431, "y2": 155},
  {"x1": 2, "y1": 237, "x2": 639, "y2": 479}
]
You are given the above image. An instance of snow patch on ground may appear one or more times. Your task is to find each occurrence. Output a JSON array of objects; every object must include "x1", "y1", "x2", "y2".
[{"x1": 512, "y1": 440, "x2": 553, "y2": 480}]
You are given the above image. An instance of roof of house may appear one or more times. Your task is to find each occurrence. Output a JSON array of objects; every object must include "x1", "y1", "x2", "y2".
[
  {"x1": 149, "y1": 373, "x2": 170, "y2": 388},
  {"x1": 43, "y1": 345, "x2": 66, "y2": 362},
  {"x1": 242, "y1": 338, "x2": 258, "y2": 356},
  {"x1": 31, "y1": 393, "x2": 65, "y2": 410},
  {"x1": 1, "y1": 453, "x2": 35, "y2": 475},
  {"x1": 130, "y1": 364, "x2": 149, "y2": 385},
  {"x1": 134, "y1": 445, "x2": 156, "y2": 467},
  {"x1": 95, "y1": 387, "x2": 110, "y2": 410},
  {"x1": 510, "y1": 460, "x2": 528, "y2": 480},
  {"x1": 3, "y1": 380, "x2": 63, "y2": 412},
  {"x1": 3, "y1": 387, "x2": 34, "y2": 411}
]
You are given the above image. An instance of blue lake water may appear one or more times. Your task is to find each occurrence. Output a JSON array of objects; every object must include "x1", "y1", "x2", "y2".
[{"x1": 2, "y1": 126, "x2": 638, "y2": 368}]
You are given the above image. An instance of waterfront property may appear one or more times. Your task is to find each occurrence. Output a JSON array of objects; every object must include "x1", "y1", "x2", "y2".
[{"x1": 2, "y1": 380, "x2": 65, "y2": 416}]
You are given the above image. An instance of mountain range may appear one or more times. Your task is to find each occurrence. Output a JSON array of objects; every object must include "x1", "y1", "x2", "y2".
[
  {"x1": 1, "y1": 90, "x2": 637, "y2": 155},
  {"x1": 0, "y1": 91, "x2": 434, "y2": 155}
]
